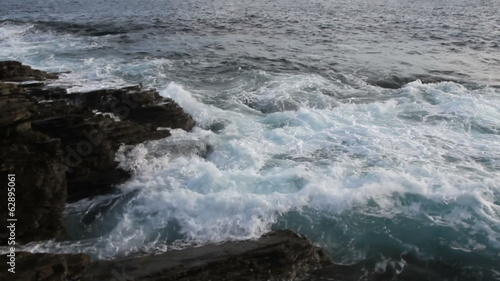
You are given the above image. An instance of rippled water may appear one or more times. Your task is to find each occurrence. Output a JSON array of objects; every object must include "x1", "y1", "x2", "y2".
[{"x1": 1, "y1": 0, "x2": 499, "y2": 279}]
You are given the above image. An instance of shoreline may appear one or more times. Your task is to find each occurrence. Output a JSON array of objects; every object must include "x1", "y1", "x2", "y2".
[{"x1": 0, "y1": 61, "x2": 335, "y2": 280}]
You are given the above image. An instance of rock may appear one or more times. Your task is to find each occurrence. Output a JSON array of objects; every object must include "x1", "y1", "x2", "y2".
[
  {"x1": 0, "y1": 61, "x2": 343, "y2": 281},
  {"x1": 0, "y1": 130, "x2": 68, "y2": 243},
  {"x1": 0, "y1": 231, "x2": 333, "y2": 281},
  {"x1": 0, "y1": 61, "x2": 58, "y2": 81},
  {"x1": 306, "y1": 250, "x2": 481, "y2": 281},
  {"x1": 127, "y1": 101, "x2": 196, "y2": 131},
  {"x1": 0, "y1": 83, "x2": 33, "y2": 133},
  {"x1": 1, "y1": 61, "x2": 197, "y2": 233},
  {"x1": 87, "y1": 230, "x2": 332, "y2": 281},
  {"x1": 65, "y1": 85, "x2": 161, "y2": 112},
  {"x1": 35, "y1": 87, "x2": 194, "y2": 202},
  {"x1": 306, "y1": 263, "x2": 369, "y2": 281},
  {"x1": 58, "y1": 117, "x2": 171, "y2": 202},
  {"x1": 0, "y1": 82, "x2": 26, "y2": 96},
  {"x1": 367, "y1": 75, "x2": 457, "y2": 89},
  {"x1": 64, "y1": 86, "x2": 195, "y2": 131},
  {"x1": 29, "y1": 111, "x2": 172, "y2": 202},
  {"x1": 0, "y1": 252, "x2": 91, "y2": 281},
  {"x1": 0, "y1": 99, "x2": 32, "y2": 127},
  {"x1": 24, "y1": 86, "x2": 68, "y2": 101}
]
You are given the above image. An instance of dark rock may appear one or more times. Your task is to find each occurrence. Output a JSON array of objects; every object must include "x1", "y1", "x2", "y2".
[
  {"x1": 0, "y1": 82, "x2": 26, "y2": 96},
  {"x1": 0, "y1": 231, "x2": 333, "y2": 281},
  {"x1": 306, "y1": 252, "x2": 482, "y2": 281},
  {"x1": 306, "y1": 263, "x2": 370, "y2": 281},
  {"x1": 32, "y1": 115, "x2": 86, "y2": 138},
  {"x1": 88, "y1": 230, "x2": 332, "y2": 281},
  {"x1": 0, "y1": 61, "x2": 342, "y2": 281},
  {"x1": 0, "y1": 100, "x2": 32, "y2": 127},
  {"x1": 61, "y1": 117, "x2": 171, "y2": 202},
  {"x1": 0, "y1": 83, "x2": 33, "y2": 133},
  {"x1": 106, "y1": 119, "x2": 173, "y2": 147},
  {"x1": 0, "y1": 130, "x2": 68, "y2": 244},
  {"x1": 0, "y1": 61, "x2": 58, "y2": 81},
  {"x1": 65, "y1": 86, "x2": 195, "y2": 131},
  {"x1": 0, "y1": 252, "x2": 90, "y2": 281},
  {"x1": 0, "y1": 61, "x2": 197, "y2": 242},
  {"x1": 66, "y1": 85, "x2": 161, "y2": 112},
  {"x1": 25, "y1": 86, "x2": 68, "y2": 100},
  {"x1": 34, "y1": 100, "x2": 93, "y2": 120},
  {"x1": 127, "y1": 101, "x2": 195, "y2": 131},
  {"x1": 66, "y1": 163, "x2": 131, "y2": 202},
  {"x1": 29, "y1": 113, "x2": 171, "y2": 202},
  {"x1": 367, "y1": 75, "x2": 457, "y2": 89}
]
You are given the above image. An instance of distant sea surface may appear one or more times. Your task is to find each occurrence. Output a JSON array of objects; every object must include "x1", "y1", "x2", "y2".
[{"x1": 1, "y1": 0, "x2": 499, "y2": 280}]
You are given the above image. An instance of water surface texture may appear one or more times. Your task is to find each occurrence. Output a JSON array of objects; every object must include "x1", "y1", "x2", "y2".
[{"x1": 1, "y1": 0, "x2": 499, "y2": 279}]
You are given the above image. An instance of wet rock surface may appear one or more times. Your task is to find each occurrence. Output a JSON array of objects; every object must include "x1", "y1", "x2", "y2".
[
  {"x1": 0, "y1": 136, "x2": 68, "y2": 243},
  {"x1": 0, "y1": 61, "x2": 58, "y2": 82},
  {"x1": 366, "y1": 75, "x2": 458, "y2": 89},
  {"x1": 0, "y1": 252, "x2": 90, "y2": 281},
  {"x1": 306, "y1": 256, "x2": 473, "y2": 281},
  {"x1": 0, "y1": 61, "x2": 195, "y2": 243},
  {"x1": 88, "y1": 230, "x2": 332, "y2": 281},
  {"x1": 0, "y1": 231, "x2": 333, "y2": 281}
]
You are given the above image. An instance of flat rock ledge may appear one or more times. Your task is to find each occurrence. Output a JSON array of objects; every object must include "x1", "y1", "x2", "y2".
[
  {"x1": 89, "y1": 230, "x2": 332, "y2": 281},
  {"x1": 0, "y1": 252, "x2": 90, "y2": 281},
  {"x1": 0, "y1": 230, "x2": 332, "y2": 281}
]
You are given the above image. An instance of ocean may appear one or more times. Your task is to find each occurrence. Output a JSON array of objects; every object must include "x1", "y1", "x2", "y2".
[{"x1": 1, "y1": 0, "x2": 499, "y2": 279}]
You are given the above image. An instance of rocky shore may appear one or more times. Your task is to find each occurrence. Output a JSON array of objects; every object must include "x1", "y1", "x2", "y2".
[
  {"x1": 0, "y1": 61, "x2": 334, "y2": 281},
  {"x1": 0, "y1": 61, "x2": 195, "y2": 244}
]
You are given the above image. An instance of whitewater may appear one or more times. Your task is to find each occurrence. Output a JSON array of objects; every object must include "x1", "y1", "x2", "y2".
[{"x1": 1, "y1": 0, "x2": 499, "y2": 279}]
